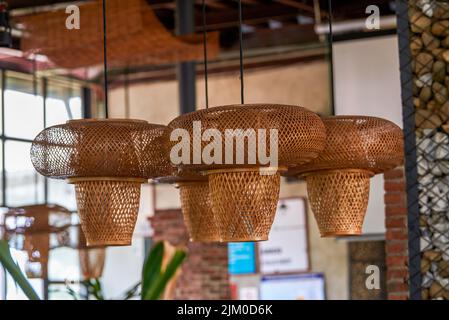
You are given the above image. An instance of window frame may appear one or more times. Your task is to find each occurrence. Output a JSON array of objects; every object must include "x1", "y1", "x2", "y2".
[{"x1": 0, "y1": 69, "x2": 90, "y2": 300}]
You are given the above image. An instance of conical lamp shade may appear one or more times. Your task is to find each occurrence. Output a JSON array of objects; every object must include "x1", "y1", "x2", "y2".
[
  {"x1": 291, "y1": 116, "x2": 404, "y2": 237},
  {"x1": 31, "y1": 119, "x2": 170, "y2": 246},
  {"x1": 79, "y1": 248, "x2": 106, "y2": 280},
  {"x1": 167, "y1": 104, "x2": 326, "y2": 242},
  {"x1": 179, "y1": 180, "x2": 220, "y2": 242},
  {"x1": 2, "y1": 204, "x2": 72, "y2": 279}
]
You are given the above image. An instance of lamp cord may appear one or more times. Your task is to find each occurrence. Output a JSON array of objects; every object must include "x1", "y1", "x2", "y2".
[
  {"x1": 238, "y1": 0, "x2": 244, "y2": 105},
  {"x1": 102, "y1": 0, "x2": 109, "y2": 118},
  {"x1": 125, "y1": 67, "x2": 130, "y2": 118},
  {"x1": 32, "y1": 54, "x2": 37, "y2": 96},
  {"x1": 32, "y1": 4, "x2": 37, "y2": 97},
  {"x1": 202, "y1": 0, "x2": 209, "y2": 109}
]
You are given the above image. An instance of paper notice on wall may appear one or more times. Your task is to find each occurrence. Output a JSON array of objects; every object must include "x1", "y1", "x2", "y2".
[{"x1": 258, "y1": 198, "x2": 309, "y2": 274}]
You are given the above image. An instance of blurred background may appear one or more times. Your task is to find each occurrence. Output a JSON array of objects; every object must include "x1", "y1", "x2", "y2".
[{"x1": 0, "y1": 0, "x2": 402, "y2": 300}]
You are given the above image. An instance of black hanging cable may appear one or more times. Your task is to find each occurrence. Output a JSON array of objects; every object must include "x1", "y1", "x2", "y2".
[
  {"x1": 31, "y1": 3, "x2": 40, "y2": 204},
  {"x1": 67, "y1": 77, "x2": 74, "y2": 120},
  {"x1": 102, "y1": 0, "x2": 109, "y2": 118},
  {"x1": 32, "y1": 3, "x2": 38, "y2": 97},
  {"x1": 327, "y1": 0, "x2": 335, "y2": 112},
  {"x1": 237, "y1": 0, "x2": 244, "y2": 105},
  {"x1": 31, "y1": 54, "x2": 40, "y2": 205},
  {"x1": 31, "y1": 1, "x2": 37, "y2": 96},
  {"x1": 202, "y1": 0, "x2": 209, "y2": 109},
  {"x1": 124, "y1": 67, "x2": 130, "y2": 118},
  {"x1": 32, "y1": 53, "x2": 37, "y2": 96}
]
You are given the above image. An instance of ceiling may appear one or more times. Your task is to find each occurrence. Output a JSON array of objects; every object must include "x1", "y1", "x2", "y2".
[
  {"x1": 9, "y1": 0, "x2": 396, "y2": 29},
  {"x1": 4, "y1": 0, "x2": 396, "y2": 84}
]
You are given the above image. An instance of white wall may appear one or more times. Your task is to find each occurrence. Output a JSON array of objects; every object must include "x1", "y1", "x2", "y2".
[
  {"x1": 101, "y1": 238, "x2": 146, "y2": 299},
  {"x1": 333, "y1": 35, "x2": 402, "y2": 235}
]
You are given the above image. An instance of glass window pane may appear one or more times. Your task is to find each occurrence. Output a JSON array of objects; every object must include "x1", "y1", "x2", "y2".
[
  {"x1": 46, "y1": 97, "x2": 82, "y2": 127},
  {"x1": 48, "y1": 247, "x2": 80, "y2": 282},
  {"x1": 6, "y1": 249, "x2": 44, "y2": 300},
  {"x1": 48, "y1": 179, "x2": 77, "y2": 212},
  {"x1": 46, "y1": 82, "x2": 82, "y2": 126},
  {"x1": 70, "y1": 97, "x2": 82, "y2": 119},
  {"x1": 4, "y1": 90, "x2": 44, "y2": 140},
  {"x1": 48, "y1": 283, "x2": 81, "y2": 300},
  {"x1": 5, "y1": 141, "x2": 45, "y2": 207}
]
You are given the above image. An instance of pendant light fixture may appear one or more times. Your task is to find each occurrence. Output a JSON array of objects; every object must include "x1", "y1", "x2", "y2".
[
  {"x1": 18, "y1": 0, "x2": 220, "y2": 70},
  {"x1": 2, "y1": 205, "x2": 72, "y2": 279},
  {"x1": 30, "y1": 0, "x2": 171, "y2": 247},
  {"x1": 65, "y1": 224, "x2": 106, "y2": 280},
  {"x1": 154, "y1": 1, "x2": 221, "y2": 243},
  {"x1": 284, "y1": 1, "x2": 404, "y2": 237},
  {"x1": 167, "y1": 0, "x2": 327, "y2": 242},
  {"x1": 79, "y1": 247, "x2": 106, "y2": 280},
  {"x1": 156, "y1": 169, "x2": 220, "y2": 243},
  {"x1": 153, "y1": 25, "x2": 215, "y2": 248},
  {"x1": 74, "y1": 225, "x2": 106, "y2": 280},
  {"x1": 290, "y1": 116, "x2": 403, "y2": 237}
]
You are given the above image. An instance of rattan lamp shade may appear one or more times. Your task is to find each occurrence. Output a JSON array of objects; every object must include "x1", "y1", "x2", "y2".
[
  {"x1": 17, "y1": 0, "x2": 220, "y2": 69},
  {"x1": 292, "y1": 116, "x2": 404, "y2": 237},
  {"x1": 31, "y1": 119, "x2": 170, "y2": 247},
  {"x1": 3, "y1": 204, "x2": 72, "y2": 279},
  {"x1": 67, "y1": 224, "x2": 106, "y2": 279},
  {"x1": 3, "y1": 204, "x2": 72, "y2": 233},
  {"x1": 79, "y1": 248, "x2": 106, "y2": 280},
  {"x1": 155, "y1": 167, "x2": 220, "y2": 243},
  {"x1": 178, "y1": 180, "x2": 220, "y2": 242},
  {"x1": 23, "y1": 233, "x2": 50, "y2": 279},
  {"x1": 168, "y1": 104, "x2": 326, "y2": 242}
]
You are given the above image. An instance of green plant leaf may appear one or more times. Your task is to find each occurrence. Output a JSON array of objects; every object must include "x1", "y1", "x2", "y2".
[
  {"x1": 121, "y1": 281, "x2": 141, "y2": 300},
  {"x1": 143, "y1": 249, "x2": 186, "y2": 300},
  {"x1": 141, "y1": 241, "x2": 164, "y2": 299},
  {"x1": 92, "y1": 278, "x2": 105, "y2": 300},
  {"x1": 0, "y1": 240, "x2": 40, "y2": 300},
  {"x1": 81, "y1": 278, "x2": 105, "y2": 300},
  {"x1": 64, "y1": 284, "x2": 80, "y2": 300}
]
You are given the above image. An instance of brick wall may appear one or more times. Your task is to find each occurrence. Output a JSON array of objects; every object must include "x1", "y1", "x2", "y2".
[
  {"x1": 150, "y1": 209, "x2": 231, "y2": 300},
  {"x1": 349, "y1": 241, "x2": 387, "y2": 299},
  {"x1": 384, "y1": 167, "x2": 409, "y2": 300}
]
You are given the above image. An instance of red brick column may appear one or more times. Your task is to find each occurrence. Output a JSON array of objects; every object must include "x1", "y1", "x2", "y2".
[
  {"x1": 150, "y1": 209, "x2": 231, "y2": 300},
  {"x1": 384, "y1": 167, "x2": 409, "y2": 300}
]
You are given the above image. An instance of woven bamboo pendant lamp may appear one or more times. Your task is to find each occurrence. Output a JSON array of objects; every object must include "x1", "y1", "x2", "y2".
[
  {"x1": 17, "y1": 0, "x2": 220, "y2": 70},
  {"x1": 31, "y1": 120, "x2": 170, "y2": 246},
  {"x1": 65, "y1": 224, "x2": 106, "y2": 280},
  {"x1": 79, "y1": 248, "x2": 106, "y2": 280},
  {"x1": 178, "y1": 179, "x2": 218, "y2": 242},
  {"x1": 290, "y1": 116, "x2": 403, "y2": 237},
  {"x1": 166, "y1": 2, "x2": 326, "y2": 242},
  {"x1": 2, "y1": 204, "x2": 72, "y2": 278},
  {"x1": 167, "y1": 104, "x2": 326, "y2": 242},
  {"x1": 77, "y1": 226, "x2": 106, "y2": 280},
  {"x1": 154, "y1": 163, "x2": 220, "y2": 242}
]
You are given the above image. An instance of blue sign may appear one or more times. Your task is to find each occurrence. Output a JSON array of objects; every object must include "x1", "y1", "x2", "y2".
[{"x1": 228, "y1": 242, "x2": 256, "y2": 275}]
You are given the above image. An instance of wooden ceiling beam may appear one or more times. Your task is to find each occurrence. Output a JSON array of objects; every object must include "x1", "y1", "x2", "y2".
[
  {"x1": 240, "y1": 0, "x2": 260, "y2": 5},
  {"x1": 9, "y1": 0, "x2": 85, "y2": 10},
  {"x1": 193, "y1": 3, "x2": 312, "y2": 30},
  {"x1": 196, "y1": 0, "x2": 230, "y2": 10},
  {"x1": 274, "y1": 0, "x2": 315, "y2": 14}
]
